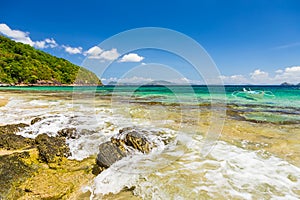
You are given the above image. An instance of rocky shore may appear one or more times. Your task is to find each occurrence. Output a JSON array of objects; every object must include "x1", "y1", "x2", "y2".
[{"x1": 0, "y1": 119, "x2": 152, "y2": 199}]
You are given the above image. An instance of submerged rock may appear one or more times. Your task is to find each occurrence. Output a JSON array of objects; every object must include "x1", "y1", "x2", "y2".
[
  {"x1": 96, "y1": 127, "x2": 153, "y2": 169},
  {"x1": 0, "y1": 123, "x2": 29, "y2": 135},
  {"x1": 35, "y1": 134, "x2": 71, "y2": 164},
  {"x1": 0, "y1": 123, "x2": 34, "y2": 150},
  {"x1": 30, "y1": 117, "x2": 43, "y2": 125},
  {"x1": 57, "y1": 128, "x2": 77, "y2": 139}
]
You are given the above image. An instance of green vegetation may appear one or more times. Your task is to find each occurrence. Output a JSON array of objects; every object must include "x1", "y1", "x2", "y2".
[{"x1": 0, "y1": 36, "x2": 101, "y2": 85}]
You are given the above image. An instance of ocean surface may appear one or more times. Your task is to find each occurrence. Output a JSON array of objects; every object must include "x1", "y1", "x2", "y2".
[{"x1": 0, "y1": 85, "x2": 299, "y2": 199}]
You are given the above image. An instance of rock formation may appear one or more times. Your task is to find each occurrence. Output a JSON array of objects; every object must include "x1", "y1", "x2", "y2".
[{"x1": 96, "y1": 127, "x2": 153, "y2": 171}]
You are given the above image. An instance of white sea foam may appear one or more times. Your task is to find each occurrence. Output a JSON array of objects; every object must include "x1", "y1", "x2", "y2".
[
  {"x1": 0, "y1": 97, "x2": 69, "y2": 124},
  {"x1": 126, "y1": 141, "x2": 300, "y2": 199},
  {"x1": 88, "y1": 137, "x2": 300, "y2": 199}
]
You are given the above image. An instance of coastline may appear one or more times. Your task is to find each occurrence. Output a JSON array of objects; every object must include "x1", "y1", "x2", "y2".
[{"x1": 0, "y1": 83, "x2": 102, "y2": 87}]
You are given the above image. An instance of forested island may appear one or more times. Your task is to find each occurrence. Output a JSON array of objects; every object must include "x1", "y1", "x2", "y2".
[{"x1": 0, "y1": 36, "x2": 101, "y2": 86}]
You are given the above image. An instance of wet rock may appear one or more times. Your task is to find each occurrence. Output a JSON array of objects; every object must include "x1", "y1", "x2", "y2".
[
  {"x1": 0, "y1": 133, "x2": 94, "y2": 199},
  {"x1": 96, "y1": 128, "x2": 153, "y2": 169},
  {"x1": 0, "y1": 134, "x2": 35, "y2": 150},
  {"x1": 35, "y1": 134, "x2": 71, "y2": 164},
  {"x1": 117, "y1": 128, "x2": 152, "y2": 153},
  {"x1": 96, "y1": 141, "x2": 127, "y2": 168},
  {"x1": 125, "y1": 131, "x2": 151, "y2": 153},
  {"x1": 57, "y1": 128, "x2": 77, "y2": 139},
  {"x1": 0, "y1": 123, "x2": 29, "y2": 135},
  {"x1": 0, "y1": 152, "x2": 36, "y2": 199},
  {"x1": 30, "y1": 117, "x2": 43, "y2": 125},
  {"x1": 92, "y1": 164, "x2": 106, "y2": 176}
]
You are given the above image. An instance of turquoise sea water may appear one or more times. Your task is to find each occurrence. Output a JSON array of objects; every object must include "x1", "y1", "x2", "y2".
[
  {"x1": 1, "y1": 85, "x2": 299, "y2": 99},
  {"x1": 1, "y1": 85, "x2": 299, "y2": 124}
]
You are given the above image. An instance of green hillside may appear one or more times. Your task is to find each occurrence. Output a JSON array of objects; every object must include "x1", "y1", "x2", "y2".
[{"x1": 0, "y1": 35, "x2": 101, "y2": 85}]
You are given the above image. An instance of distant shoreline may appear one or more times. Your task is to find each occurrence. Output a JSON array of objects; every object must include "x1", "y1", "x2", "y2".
[{"x1": 0, "y1": 83, "x2": 102, "y2": 87}]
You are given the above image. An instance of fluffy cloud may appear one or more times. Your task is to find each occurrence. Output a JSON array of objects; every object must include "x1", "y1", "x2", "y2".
[
  {"x1": 249, "y1": 67, "x2": 300, "y2": 84},
  {"x1": 221, "y1": 66, "x2": 300, "y2": 85},
  {"x1": 62, "y1": 45, "x2": 83, "y2": 54},
  {"x1": 250, "y1": 69, "x2": 270, "y2": 84},
  {"x1": 250, "y1": 69, "x2": 269, "y2": 79},
  {"x1": 34, "y1": 38, "x2": 58, "y2": 49},
  {"x1": 273, "y1": 66, "x2": 300, "y2": 83},
  {"x1": 220, "y1": 74, "x2": 249, "y2": 84},
  {"x1": 100, "y1": 48, "x2": 119, "y2": 61},
  {"x1": 84, "y1": 46, "x2": 103, "y2": 58},
  {"x1": 0, "y1": 23, "x2": 58, "y2": 49},
  {"x1": 84, "y1": 46, "x2": 120, "y2": 61},
  {"x1": 44, "y1": 38, "x2": 58, "y2": 48},
  {"x1": 119, "y1": 53, "x2": 144, "y2": 62},
  {"x1": 0, "y1": 23, "x2": 34, "y2": 46},
  {"x1": 101, "y1": 76, "x2": 153, "y2": 85},
  {"x1": 118, "y1": 76, "x2": 153, "y2": 84}
]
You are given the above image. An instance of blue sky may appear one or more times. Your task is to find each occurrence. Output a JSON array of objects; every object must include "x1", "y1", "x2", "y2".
[{"x1": 1, "y1": 0, "x2": 300, "y2": 84}]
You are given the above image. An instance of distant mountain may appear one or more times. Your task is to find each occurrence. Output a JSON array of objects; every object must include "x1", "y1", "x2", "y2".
[
  {"x1": 0, "y1": 35, "x2": 101, "y2": 85},
  {"x1": 107, "y1": 80, "x2": 176, "y2": 86},
  {"x1": 107, "y1": 81, "x2": 118, "y2": 85},
  {"x1": 280, "y1": 82, "x2": 294, "y2": 86},
  {"x1": 146, "y1": 80, "x2": 174, "y2": 85}
]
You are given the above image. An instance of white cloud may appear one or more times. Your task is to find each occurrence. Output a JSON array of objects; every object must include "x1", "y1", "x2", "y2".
[
  {"x1": 273, "y1": 66, "x2": 300, "y2": 84},
  {"x1": 101, "y1": 76, "x2": 153, "y2": 85},
  {"x1": 221, "y1": 66, "x2": 300, "y2": 85},
  {"x1": 250, "y1": 69, "x2": 270, "y2": 84},
  {"x1": 220, "y1": 74, "x2": 249, "y2": 84},
  {"x1": 44, "y1": 38, "x2": 58, "y2": 48},
  {"x1": 84, "y1": 46, "x2": 103, "y2": 58},
  {"x1": 0, "y1": 23, "x2": 34, "y2": 46},
  {"x1": 100, "y1": 77, "x2": 115, "y2": 85},
  {"x1": 100, "y1": 48, "x2": 119, "y2": 61},
  {"x1": 250, "y1": 69, "x2": 269, "y2": 79},
  {"x1": 62, "y1": 45, "x2": 83, "y2": 54},
  {"x1": 34, "y1": 40, "x2": 46, "y2": 48},
  {"x1": 285, "y1": 66, "x2": 300, "y2": 73},
  {"x1": 118, "y1": 76, "x2": 153, "y2": 84},
  {"x1": 84, "y1": 46, "x2": 120, "y2": 61},
  {"x1": 119, "y1": 53, "x2": 144, "y2": 62},
  {"x1": 0, "y1": 23, "x2": 58, "y2": 49}
]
